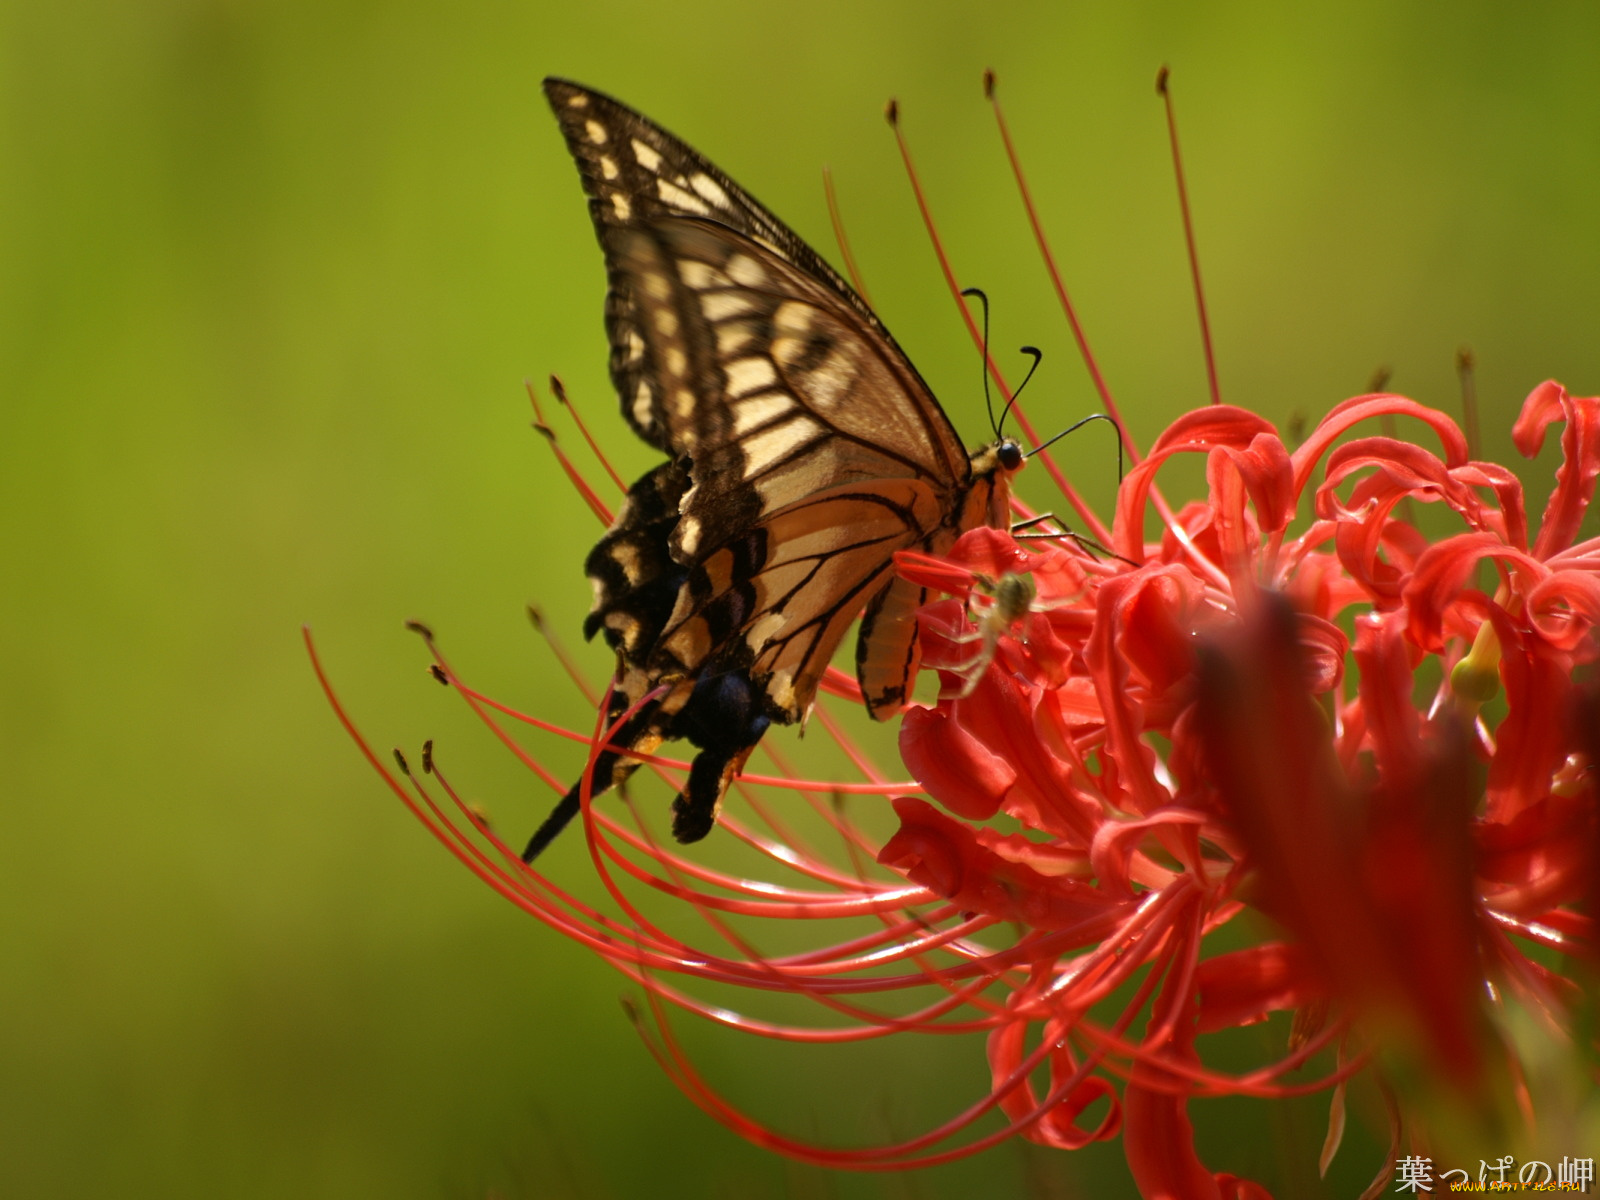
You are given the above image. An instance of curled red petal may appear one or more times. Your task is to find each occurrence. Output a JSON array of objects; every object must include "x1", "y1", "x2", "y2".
[
  {"x1": 1525, "y1": 569, "x2": 1600, "y2": 651},
  {"x1": 1089, "y1": 807, "x2": 1205, "y2": 898},
  {"x1": 987, "y1": 1019, "x2": 1123, "y2": 1150},
  {"x1": 943, "y1": 525, "x2": 1034, "y2": 578},
  {"x1": 1402, "y1": 533, "x2": 1542, "y2": 653},
  {"x1": 1513, "y1": 381, "x2": 1600, "y2": 558},
  {"x1": 1291, "y1": 392, "x2": 1469, "y2": 498},
  {"x1": 898, "y1": 703, "x2": 1015, "y2": 820},
  {"x1": 1194, "y1": 943, "x2": 1316, "y2": 1034},
  {"x1": 1330, "y1": 508, "x2": 1433, "y2": 610},
  {"x1": 1293, "y1": 612, "x2": 1347, "y2": 693},
  {"x1": 894, "y1": 548, "x2": 978, "y2": 597},
  {"x1": 878, "y1": 797, "x2": 1131, "y2": 930},
  {"x1": 1204, "y1": 432, "x2": 1296, "y2": 568},
  {"x1": 1352, "y1": 611, "x2": 1421, "y2": 780},
  {"x1": 1485, "y1": 611, "x2": 1576, "y2": 824},
  {"x1": 1086, "y1": 569, "x2": 1204, "y2": 814},
  {"x1": 1455, "y1": 460, "x2": 1529, "y2": 550},
  {"x1": 1113, "y1": 405, "x2": 1281, "y2": 561},
  {"x1": 1125, "y1": 1075, "x2": 1225, "y2": 1200},
  {"x1": 1320, "y1": 436, "x2": 1508, "y2": 540},
  {"x1": 1476, "y1": 794, "x2": 1597, "y2": 915}
]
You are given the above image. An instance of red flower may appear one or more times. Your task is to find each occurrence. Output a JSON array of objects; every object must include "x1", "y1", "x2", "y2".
[{"x1": 311, "y1": 379, "x2": 1600, "y2": 1197}]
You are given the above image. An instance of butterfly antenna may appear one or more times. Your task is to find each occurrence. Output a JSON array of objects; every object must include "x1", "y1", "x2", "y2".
[
  {"x1": 1157, "y1": 66, "x2": 1221, "y2": 407},
  {"x1": 1027, "y1": 412, "x2": 1125, "y2": 483},
  {"x1": 961, "y1": 286, "x2": 999, "y2": 435},
  {"x1": 996, "y1": 346, "x2": 1042, "y2": 440}
]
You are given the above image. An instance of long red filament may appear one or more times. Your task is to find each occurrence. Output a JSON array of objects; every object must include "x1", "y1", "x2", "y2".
[{"x1": 1157, "y1": 67, "x2": 1222, "y2": 407}]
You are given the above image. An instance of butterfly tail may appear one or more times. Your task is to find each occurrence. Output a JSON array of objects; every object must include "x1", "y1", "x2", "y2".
[
  {"x1": 522, "y1": 705, "x2": 661, "y2": 863},
  {"x1": 521, "y1": 784, "x2": 583, "y2": 863}
]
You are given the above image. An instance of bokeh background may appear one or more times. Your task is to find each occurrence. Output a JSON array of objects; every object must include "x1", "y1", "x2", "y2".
[{"x1": 5, "y1": 1, "x2": 1598, "y2": 1196}]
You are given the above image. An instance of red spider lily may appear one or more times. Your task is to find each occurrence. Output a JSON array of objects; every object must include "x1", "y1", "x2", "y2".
[
  {"x1": 309, "y1": 79, "x2": 1600, "y2": 1200},
  {"x1": 308, "y1": 378, "x2": 1600, "y2": 1199}
]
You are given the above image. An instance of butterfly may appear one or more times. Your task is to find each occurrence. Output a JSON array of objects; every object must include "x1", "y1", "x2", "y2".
[{"x1": 523, "y1": 78, "x2": 1024, "y2": 861}]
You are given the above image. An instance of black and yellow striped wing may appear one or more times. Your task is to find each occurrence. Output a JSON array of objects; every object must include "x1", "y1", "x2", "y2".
[{"x1": 524, "y1": 79, "x2": 1018, "y2": 860}]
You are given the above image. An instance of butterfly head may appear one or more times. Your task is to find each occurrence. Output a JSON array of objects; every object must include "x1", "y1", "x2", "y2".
[{"x1": 964, "y1": 436, "x2": 1026, "y2": 530}]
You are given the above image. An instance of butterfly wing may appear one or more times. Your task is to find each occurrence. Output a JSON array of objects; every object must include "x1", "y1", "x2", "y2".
[
  {"x1": 531, "y1": 79, "x2": 998, "y2": 857},
  {"x1": 544, "y1": 77, "x2": 956, "y2": 457}
]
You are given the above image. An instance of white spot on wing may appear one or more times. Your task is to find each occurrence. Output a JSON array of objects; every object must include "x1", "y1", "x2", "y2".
[
  {"x1": 567, "y1": 93, "x2": 589, "y2": 109},
  {"x1": 689, "y1": 173, "x2": 730, "y2": 210},
  {"x1": 745, "y1": 612, "x2": 787, "y2": 655},
  {"x1": 665, "y1": 346, "x2": 687, "y2": 376},
  {"x1": 585, "y1": 119, "x2": 608, "y2": 145},
  {"x1": 771, "y1": 300, "x2": 813, "y2": 336},
  {"x1": 610, "y1": 193, "x2": 632, "y2": 220},
  {"x1": 715, "y1": 321, "x2": 755, "y2": 357},
  {"x1": 679, "y1": 260, "x2": 722, "y2": 290},
  {"x1": 765, "y1": 666, "x2": 798, "y2": 714},
  {"x1": 741, "y1": 416, "x2": 822, "y2": 476},
  {"x1": 725, "y1": 254, "x2": 768, "y2": 288},
  {"x1": 733, "y1": 393, "x2": 794, "y2": 435},
  {"x1": 678, "y1": 515, "x2": 702, "y2": 557},
  {"x1": 610, "y1": 541, "x2": 642, "y2": 583},
  {"x1": 630, "y1": 138, "x2": 662, "y2": 172},
  {"x1": 599, "y1": 156, "x2": 619, "y2": 180},
  {"x1": 631, "y1": 381, "x2": 654, "y2": 428},
  {"x1": 657, "y1": 179, "x2": 712, "y2": 215},
  {"x1": 653, "y1": 308, "x2": 679, "y2": 337},
  {"x1": 673, "y1": 386, "x2": 696, "y2": 418},
  {"x1": 643, "y1": 272, "x2": 672, "y2": 300},
  {"x1": 802, "y1": 355, "x2": 855, "y2": 410},
  {"x1": 700, "y1": 291, "x2": 757, "y2": 322},
  {"x1": 724, "y1": 356, "x2": 777, "y2": 398}
]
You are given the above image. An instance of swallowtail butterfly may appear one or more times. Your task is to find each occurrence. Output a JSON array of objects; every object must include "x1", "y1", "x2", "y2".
[{"x1": 525, "y1": 78, "x2": 1024, "y2": 860}]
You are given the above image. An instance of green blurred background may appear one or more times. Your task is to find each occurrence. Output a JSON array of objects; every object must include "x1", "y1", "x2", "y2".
[{"x1": 4, "y1": 1, "x2": 1598, "y2": 1196}]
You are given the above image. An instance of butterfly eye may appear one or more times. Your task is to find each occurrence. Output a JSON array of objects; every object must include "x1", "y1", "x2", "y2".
[{"x1": 997, "y1": 441, "x2": 1024, "y2": 471}]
